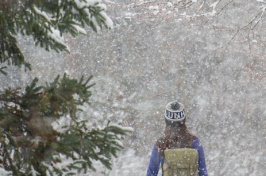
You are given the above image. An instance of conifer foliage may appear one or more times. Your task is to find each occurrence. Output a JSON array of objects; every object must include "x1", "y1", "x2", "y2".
[
  {"x1": 0, "y1": 0, "x2": 130, "y2": 175},
  {"x1": 0, "y1": 0, "x2": 113, "y2": 74}
]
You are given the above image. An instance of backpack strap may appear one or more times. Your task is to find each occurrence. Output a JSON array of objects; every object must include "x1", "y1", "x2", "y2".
[
  {"x1": 159, "y1": 151, "x2": 164, "y2": 175},
  {"x1": 189, "y1": 136, "x2": 193, "y2": 148},
  {"x1": 161, "y1": 159, "x2": 164, "y2": 175}
]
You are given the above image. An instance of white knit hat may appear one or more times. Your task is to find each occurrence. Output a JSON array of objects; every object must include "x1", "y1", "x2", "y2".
[{"x1": 164, "y1": 101, "x2": 186, "y2": 125}]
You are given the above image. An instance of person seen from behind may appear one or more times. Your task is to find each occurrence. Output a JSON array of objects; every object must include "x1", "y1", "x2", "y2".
[{"x1": 146, "y1": 101, "x2": 208, "y2": 176}]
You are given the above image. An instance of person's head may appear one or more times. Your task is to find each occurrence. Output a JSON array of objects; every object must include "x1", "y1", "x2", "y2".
[
  {"x1": 164, "y1": 101, "x2": 186, "y2": 126},
  {"x1": 156, "y1": 101, "x2": 195, "y2": 153}
]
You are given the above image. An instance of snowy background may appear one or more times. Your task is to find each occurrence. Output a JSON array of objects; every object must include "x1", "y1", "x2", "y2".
[{"x1": 1, "y1": 0, "x2": 265, "y2": 175}]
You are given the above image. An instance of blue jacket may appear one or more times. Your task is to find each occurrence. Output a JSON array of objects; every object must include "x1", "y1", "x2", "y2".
[{"x1": 146, "y1": 138, "x2": 208, "y2": 176}]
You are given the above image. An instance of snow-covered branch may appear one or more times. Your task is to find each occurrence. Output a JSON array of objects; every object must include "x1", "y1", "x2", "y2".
[{"x1": 0, "y1": 0, "x2": 114, "y2": 70}]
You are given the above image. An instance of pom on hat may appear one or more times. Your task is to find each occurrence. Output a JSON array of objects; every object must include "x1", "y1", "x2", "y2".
[{"x1": 164, "y1": 101, "x2": 186, "y2": 125}]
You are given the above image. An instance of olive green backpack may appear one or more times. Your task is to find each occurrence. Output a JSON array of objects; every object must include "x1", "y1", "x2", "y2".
[{"x1": 163, "y1": 148, "x2": 199, "y2": 176}]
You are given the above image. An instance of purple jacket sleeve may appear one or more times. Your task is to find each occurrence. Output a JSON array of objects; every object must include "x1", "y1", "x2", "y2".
[
  {"x1": 146, "y1": 138, "x2": 208, "y2": 176},
  {"x1": 192, "y1": 138, "x2": 208, "y2": 176},
  {"x1": 146, "y1": 144, "x2": 161, "y2": 176}
]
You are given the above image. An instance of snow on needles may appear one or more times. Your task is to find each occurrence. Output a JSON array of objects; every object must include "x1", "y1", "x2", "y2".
[
  {"x1": 33, "y1": 5, "x2": 52, "y2": 22},
  {"x1": 75, "y1": 0, "x2": 113, "y2": 31},
  {"x1": 47, "y1": 26, "x2": 71, "y2": 52},
  {"x1": 33, "y1": 0, "x2": 113, "y2": 52}
]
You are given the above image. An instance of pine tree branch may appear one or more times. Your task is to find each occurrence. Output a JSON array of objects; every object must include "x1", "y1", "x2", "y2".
[{"x1": 0, "y1": 0, "x2": 113, "y2": 74}]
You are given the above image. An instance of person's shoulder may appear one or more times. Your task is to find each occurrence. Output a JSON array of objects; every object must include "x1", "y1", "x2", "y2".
[
  {"x1": 192, "y1": 135, "x2": 200, "y2": 142},
  {"x1": 192, "y1": 136, "x2": 202, "y2": 148}
]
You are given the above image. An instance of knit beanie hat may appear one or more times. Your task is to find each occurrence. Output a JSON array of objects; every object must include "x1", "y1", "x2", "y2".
[{"x1": 164, "y1": 101, "x2": 186, "y2": 126}]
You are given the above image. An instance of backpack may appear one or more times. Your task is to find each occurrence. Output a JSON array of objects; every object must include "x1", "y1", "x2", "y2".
[{"x1": 163, "y1": 148, "x2": 199, "y2": 176}]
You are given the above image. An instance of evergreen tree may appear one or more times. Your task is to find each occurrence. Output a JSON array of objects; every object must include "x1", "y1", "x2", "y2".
[
  {"x1": 0, "y1": 0, "x2": 113, "y2": 74},
  {"x1": 0, "y1": 0, "x2": 131, "y2": 175}
]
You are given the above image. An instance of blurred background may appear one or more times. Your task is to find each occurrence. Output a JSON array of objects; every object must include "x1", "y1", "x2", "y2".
[{"x1": 1, "y1": 0, "x2": 265, "y2": 175}]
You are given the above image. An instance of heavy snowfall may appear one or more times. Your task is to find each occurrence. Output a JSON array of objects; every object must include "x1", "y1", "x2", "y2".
[{"x1": 0, "y1": 0, "x2": 265, "y2": 175}]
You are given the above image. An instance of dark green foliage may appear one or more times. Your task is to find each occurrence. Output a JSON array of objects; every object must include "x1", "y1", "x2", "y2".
[
  {"x1": 0, "y1": 0, "x2": 112, "y2": 72},
  {"x1": 58, "y1": 120, "x2": 128, "y2": 172},
  {"x1": 0, "y1": 1, "x2": 128, "y2": 175},
  {"x1": 0, "y1": 75, "x2": 131, "y2": 175}
]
